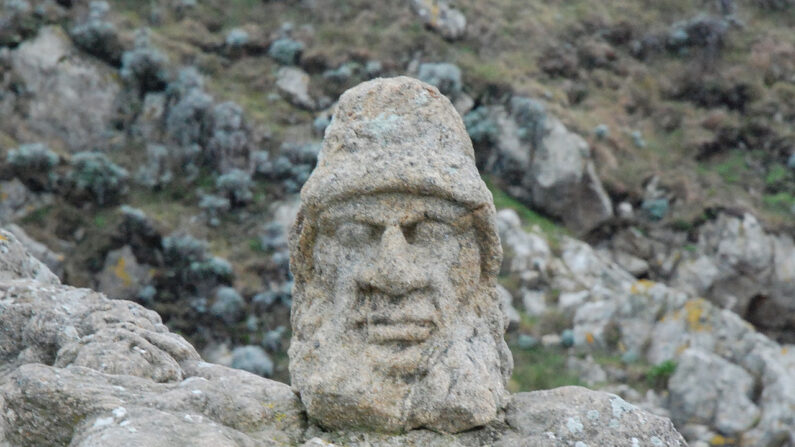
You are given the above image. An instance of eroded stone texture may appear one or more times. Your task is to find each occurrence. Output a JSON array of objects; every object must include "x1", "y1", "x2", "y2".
[
  {"x1": 289, "y1": 76, "x2": 511, "y2": 433},
  {"x1": 0, "y1": 230, "x2": 306, "y2": 447}
]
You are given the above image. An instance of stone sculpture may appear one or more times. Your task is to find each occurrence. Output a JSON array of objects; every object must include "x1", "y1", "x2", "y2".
[
  {"x1": 288, "y1": 76, "x2": 511, "y2": 433},
  {"x1": 0, "y1": 77, "x2": 687, "y2": 447}
]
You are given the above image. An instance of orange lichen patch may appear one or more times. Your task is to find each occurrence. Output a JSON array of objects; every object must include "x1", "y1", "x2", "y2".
[
  {"x1": 618, "y1": 341, "x2": 626, "y2": 353},
  {"x1": 676, "y1": 343, "x2": 689, "y2": 355},
  {"x1": 684, "y1": 299, "x2": 711, "y2": 332},
  {"x1": 710, "y1": 434, "x2": 735, "y2": 445},
  {"x1": 783, "y1": 347, "x2": 789, "y2": 355},
  {"x1": 585, "y1": 332, "x2": 595, "y2": 344},
  {"x1": 0, "y1": 233, "x2": 6, "y2": 242},
  {"x1": 113, "y1": 256, "x2": 133, "y2": 286},
  {"x1": 0, "y1": 191, "x2": 7, "y2": 202},
  {"x1": 430, "y1": 3, "x2": 440, "y2": 22},
  {"x1": 630, "y1": 279, "x2": 656, "y2": 294}
]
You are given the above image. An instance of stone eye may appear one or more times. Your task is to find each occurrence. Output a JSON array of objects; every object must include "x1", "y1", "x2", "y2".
[
  {"x1": 336, "y1": 222, "x2": 380, "y2": 247},
  {"x1": 403, "y1": 220, "x2": 454, "y2": 244}
]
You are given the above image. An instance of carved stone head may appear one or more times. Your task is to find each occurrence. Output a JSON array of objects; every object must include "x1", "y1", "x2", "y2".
[{"x1": 288, "y1": 76, "x2": 512, "y2": 433}]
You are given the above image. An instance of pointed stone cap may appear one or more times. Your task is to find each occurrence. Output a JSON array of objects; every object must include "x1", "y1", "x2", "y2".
[{"x1": 300, "y1": 76, "x2": 493, "y2": 212}]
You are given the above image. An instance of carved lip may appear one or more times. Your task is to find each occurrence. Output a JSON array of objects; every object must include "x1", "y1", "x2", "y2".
[{"x1": 365, "y1": 318, "x2": 435, "y2": 344}]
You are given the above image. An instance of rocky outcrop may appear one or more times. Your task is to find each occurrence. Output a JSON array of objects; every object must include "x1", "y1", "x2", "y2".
[
  {"x1": 671, "y1": 212, "x2": 795, "y2": 341},
  {"x1": 497, "y1": 209, "x2": 795, "y2": 446},
  {"x1": 0, "y1": 228, "x2": 306, "y2": 447},
  {"x1": 601, "y1": 212, "x2": 795, "y2": 343}
]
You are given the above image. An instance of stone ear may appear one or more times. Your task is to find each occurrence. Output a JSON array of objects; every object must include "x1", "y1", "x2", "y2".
[
  {"x1": 472, "y1": 204, "x2": 503, "y2": 280},
  {"x1": 288, "y1": 207, "x2": 317, "y2": 285}
]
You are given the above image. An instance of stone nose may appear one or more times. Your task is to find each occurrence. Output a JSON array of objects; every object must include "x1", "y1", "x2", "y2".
[{"x1": 357, "y1": 225, "x2": 429, "y2": 297}]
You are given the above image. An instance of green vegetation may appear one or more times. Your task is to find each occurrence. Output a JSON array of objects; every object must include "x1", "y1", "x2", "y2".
[
  {"x1": 484, "y1": 176, "x2": 568, "y2": 243},
  {"x1": 20, "y1": 205, "x2": 53, "y2": 225},
  {"x1": 763, "y1": 192, "x2": 795, "y2": 213},
  {"x1": 646, "y1": 360, "x2": 677, "y2": 390},
  {"x1": 713, "y1": 150, "x2": 748, "y2": 185},
  {"x1": 508, "y1": 345, "x2": 582, "y2": 392},
  {"x1": 765, "y1": 163, "x2": 790, "y2": 188}
]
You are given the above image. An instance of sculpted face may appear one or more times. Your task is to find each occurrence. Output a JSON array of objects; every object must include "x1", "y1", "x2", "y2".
[
  {"x1": 288, "y1": 76, "x2": 510, "y2": 434},
  {"x1": 314, "y1": 194, "x2": 479, "y2": 371}
]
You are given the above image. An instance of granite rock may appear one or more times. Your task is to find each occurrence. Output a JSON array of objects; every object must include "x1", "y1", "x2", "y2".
[{"x1": 289, "y1": 77, "x2": 510, "y2": 433}]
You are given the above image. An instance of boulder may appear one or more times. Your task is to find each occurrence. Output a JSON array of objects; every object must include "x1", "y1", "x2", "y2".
[
  {"x1": 475, "y1": 101, "x2": 613, "y2": 234},
  {"x1": 668, "y1": 348, "x2": 760, "y2": 436},
  {"x1": 96, "y1": 245, "x2": 154, "y2": 300},
  {"x1": 9, "y1": 26, "x2": 120, "y2": 152},
  {"x1": 276, "y1": 67, "x2": 316, "y2": 110}
]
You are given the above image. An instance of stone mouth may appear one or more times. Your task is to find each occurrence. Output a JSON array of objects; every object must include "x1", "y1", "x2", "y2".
[{"x1": 366, "y1": 318, "x2": 435, "y2": 344}]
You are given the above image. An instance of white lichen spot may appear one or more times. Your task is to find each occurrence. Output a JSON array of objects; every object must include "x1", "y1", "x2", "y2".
[
  {"x1": 611, "y1": 396, "x2": 637, "y2": 419},
  {"x1": 92, "y1": 416, "x2": 114, "y2": 428},
  {"x1": 587, "y1": 409, "x2": 600, "y2": 421},
  {"x1": 112, "y1": 407, "x2": 127, "y2": 420},
  {"x1": 651, "y1": 436, "x2": 663, "y2": 446},
  {"x1": 544, "y1": 432, "x2": 556, "y2": 440},
  {"x1": 567, "y1": 416, "x2": 584, "y2": 434},
  {"x1": 575, "y1": 442, "x2": 588, "y2": 447},
  {"x1": 609, "y1": 418, "x2": 620, "y2": 429},
  {"x1": 632, "y1": 437, "x2": 640, "y2": 447},
  {"x1": 120, "y1": 421, "x2": 130, "y2": 427},
  {"x1": 191, "y1": 389, "x2": 203, "y2": 395}
]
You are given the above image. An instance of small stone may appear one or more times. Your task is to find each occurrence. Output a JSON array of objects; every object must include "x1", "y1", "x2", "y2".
[
  {"x1": 210, "y1": 287, "x2": 244, "y2": 324},
  {"x1": 642, "y1": 198, "x2": 669, "y2": 221},
  {"x1": 276, "y1": 66, "x2": 316, "y2": 110},
  {"x1": 631, "y1": 130, "x2": 646, "y2": 148},
  {"x1": 231, "y1": 345, "x2": 274, "y2": 377},
  {"x1": 594, "y1": 124, "x2": 609, "y2": 139},
  {"x1": 561, "y1": 329, "x2": 575, "y2": 347},
  {"x1": 268, "y1": 37, "x2": 303, "y2": 65},
  {"x1": 518, "y1": 334, "x2": 538, "y2": 350},
  {"x1": 542, "y1": 334, "x2": 562, "y2": 348},
  {"x1": 617, "y1": 201, "x2": 633, "y2": 218}
]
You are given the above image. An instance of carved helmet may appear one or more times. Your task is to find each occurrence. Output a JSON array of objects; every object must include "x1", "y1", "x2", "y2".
[{"x1": 289, "y1": 76, "x2": 501, "y2": 284}]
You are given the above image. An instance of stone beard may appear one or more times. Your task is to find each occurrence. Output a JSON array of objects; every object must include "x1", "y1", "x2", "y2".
[
  {"x1": 289, "y1": 194, "x2": 511, "y2": 433},
  {"x1": 288, "y1": 76, "x2": 512, "y2": 434}
]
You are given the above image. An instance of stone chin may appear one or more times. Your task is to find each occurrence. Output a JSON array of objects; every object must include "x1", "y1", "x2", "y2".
[{"x1": 289, "y1": 308, "x2": 507, "y2": 433}]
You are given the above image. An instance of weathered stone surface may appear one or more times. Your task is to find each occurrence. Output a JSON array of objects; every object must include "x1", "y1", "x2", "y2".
[
  {"x1": 9, "y1": 26, "x2": 120, "y2": 152},
  {"x1": 0, "y1": 229, "x2": 305, "y2": 446},
  {"x1": 0, "y1": 228, "x2": 59, "y2": 285},
  {"x1": 497, "y1": 387, "x2": 686, "y2": 446},
  {"x1": 3, "y1": 224, "x2": 63, "y2": 278},
  {"x1": 289, "y1": 76, "x2": 510, "y2": 433},
  {"x1": 668, "y1": 348, "x2": 759, "y2": 436},
  {"x1": 476, "y1": 101, "x2": 613, "y2": 234}
]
